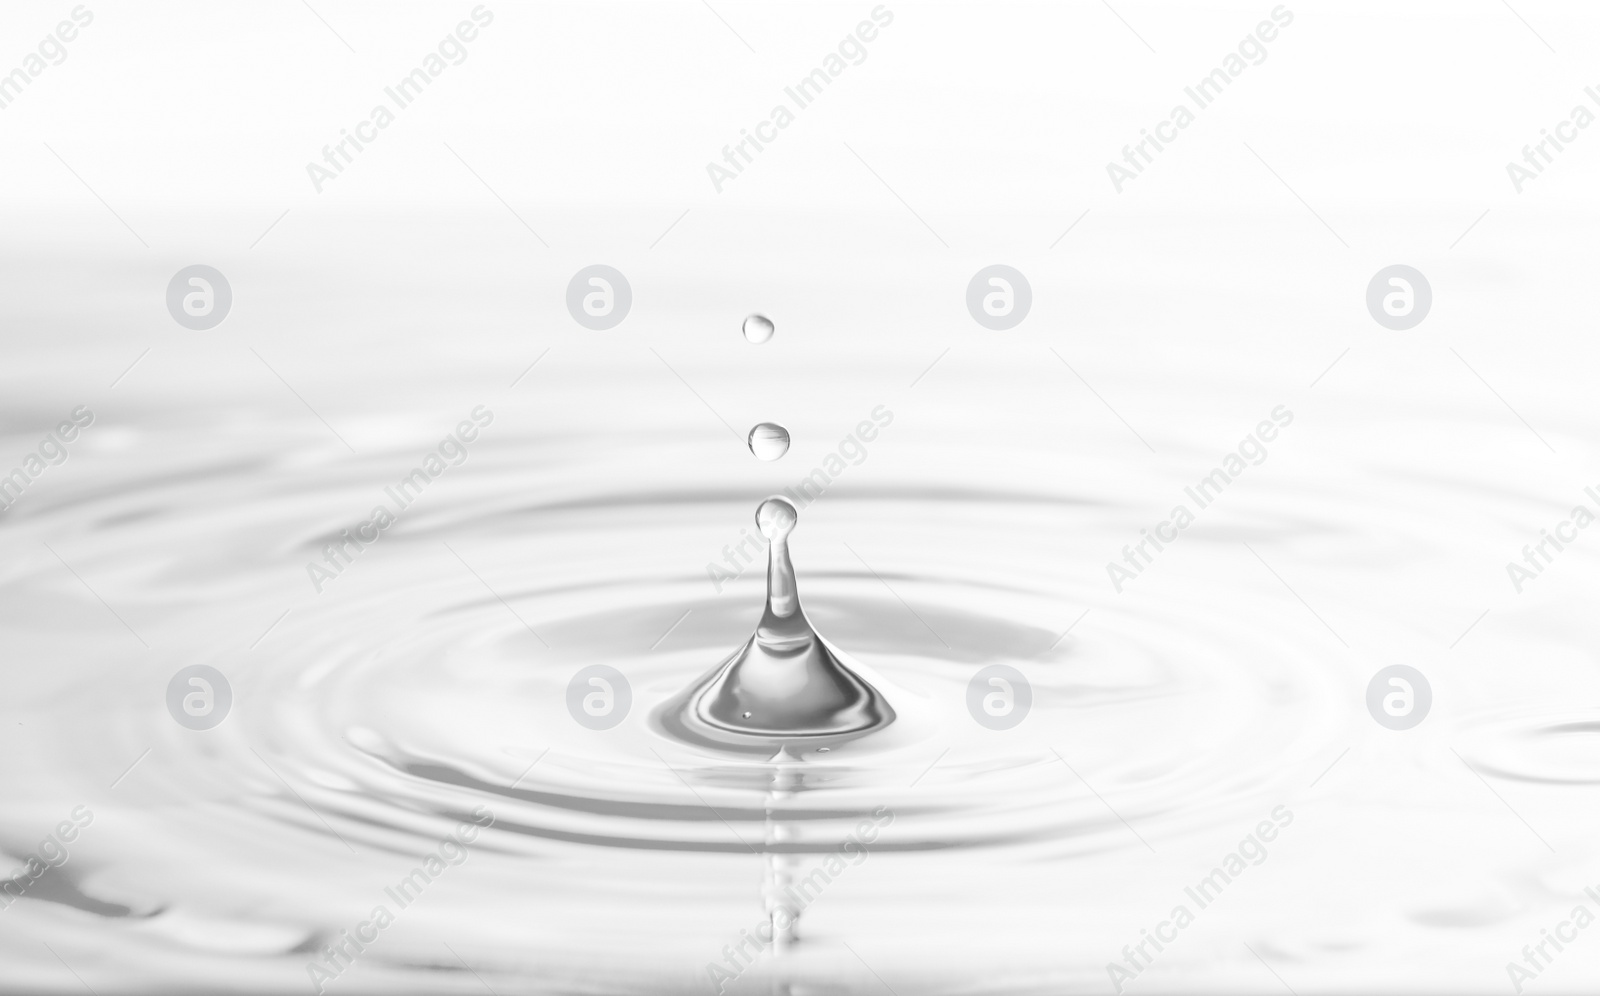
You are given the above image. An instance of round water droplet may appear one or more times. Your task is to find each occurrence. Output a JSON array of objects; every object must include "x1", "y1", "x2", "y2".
[
  {"x1": 742, "y1": 313, "x2": 775, "y2": 343},
  {"x1": 747, "y1": 423, "x2": 790, "y2": 461},
  {"x1": 755, "y1": 496, "x2": 797, "y2": 541}
]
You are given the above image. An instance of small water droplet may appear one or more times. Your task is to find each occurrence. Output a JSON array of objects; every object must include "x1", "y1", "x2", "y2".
[
  {"x1": 817, "y1": 747, "x2": 830, "y2": 752},
  {"x1": 742, "y1": 711, "x2": 753, "y2": 718},
  {"x1": 747, "y1": 423, "x2": 790, "y2": 461},
  {"x1": 742, "y1": 313, "x2": 775, "y2": 343}
]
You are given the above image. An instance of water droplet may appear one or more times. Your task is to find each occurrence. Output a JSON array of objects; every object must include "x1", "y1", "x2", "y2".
[
  {"x1": 756, "y1": 496, "x2": 796, "y2": 540},
  {"x1": 742, "y1": 313, "x2": 775, "y2": 343},
  {"x1": 664, "y1": 496, "x2": 895, "y2": 747},
  {"x1": 747, "y1": 423, "x2": 790, "y2": 461},
  {"x1": 816, "y1": 747, "x2": 830, "y2": 752}
]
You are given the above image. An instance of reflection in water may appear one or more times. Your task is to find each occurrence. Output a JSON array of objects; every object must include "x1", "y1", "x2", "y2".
[{"x1": 3, "y1": 327, "x2": 1598, "y2": 993}]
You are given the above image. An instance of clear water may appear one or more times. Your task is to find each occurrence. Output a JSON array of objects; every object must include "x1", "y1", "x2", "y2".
[
  {"x1": 746, "y1": 424, "x2": 791, "y2": 463},
  {"x1": 665, "y1": 497, "x2": 896, "y2": 747},
  {"x1": 5, "y1": 210, "x2": 1599, "y2": 993},
  {"x1": 742, "y1": 315, "x2": 775, "y2": 345}
]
